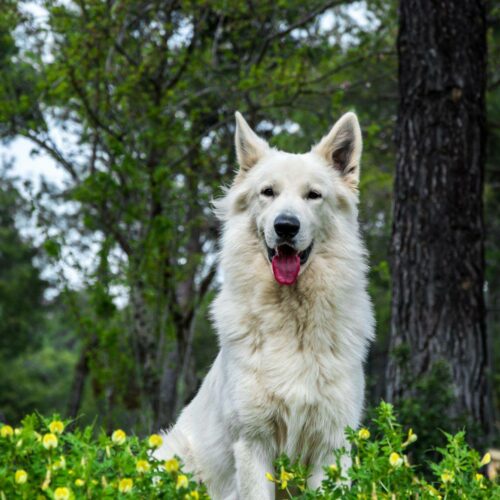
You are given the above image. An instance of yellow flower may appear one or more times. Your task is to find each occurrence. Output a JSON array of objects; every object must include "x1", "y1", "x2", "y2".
[
  {"x1": 441, "y1": 470, "x2": 454, "y2": 483},
  {"x1": 176, "y1": 474, "x2": 188, "y2": 490},
  {"x1": 54, "y1": 487, "x2": 71, "y2": 500},
  {"x1": 0, "y1": 425, "x2": 13, "y2": 438},
  {"x1": 49, "y1": 421, "x2": 65, "y2": 434},
  {"x1": 118, "y1": 478, "x2": 133, "y2": 493},
  {"x1": 407, "y1": 428, "x2": 417, "y2": 443},
  {"x1": 265, "y1": 472, "x2": 275, "y2": 482},
  {"x1": 389, "y1": 452, "x2": 403, "y2": 467},
  {"x1": 164, "y1": 458, "x2": 180, "y2": 473},
  {"x1": 186, "y1": 492, "x2": 199, "y2": 500},
  {"x1": 136, "y1": 459, "x2": 150, "y2": 473},
  {"x1": 480, "y1": 452, "x2": 491, "y2": 466},
  {"x1": 328, "y1": 464, "x2": 338, "y2": 472},
  {"x1": 280, "y1": 467, "x2": 294, "y2": 489},
  {"x1": 475, "y1": 473, "x2": 487, "y2": 489},
  {"x1": 148, "y1": 434, "x2": 163, "y2": 448},
  {"x1": 42, "y1": 433, "x2": 58, "y2": 450},
  {"x1": 74, "y1": 478, "x2": 85, "y2": 487},
  {"x1": 111, "y1": 429, "x2": 127, "y2": 445},
  {"x1": 358, "y1": 428, "x2": 370, "y2": 440},
  {"x1": 14, "y1": 470, "x2": 28, "y2": 484}
]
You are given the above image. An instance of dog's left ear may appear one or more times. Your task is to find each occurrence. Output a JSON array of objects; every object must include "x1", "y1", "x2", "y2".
[{"x1": 312, "y1": 112, "x2": 362, "y2": 188}]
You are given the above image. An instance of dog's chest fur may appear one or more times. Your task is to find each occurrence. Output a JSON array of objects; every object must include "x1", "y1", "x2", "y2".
[{"x1": 217, "y1": 272, "x2": 364, "y2": 463}]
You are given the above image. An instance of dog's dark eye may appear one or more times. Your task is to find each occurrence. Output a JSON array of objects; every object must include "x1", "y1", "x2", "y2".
[
  {"x1": 307, "y1": 190, "x2": 322, "y2": 200},
  {"x1": 261, "y1": 187, "x2": 274, "y2": 197}
]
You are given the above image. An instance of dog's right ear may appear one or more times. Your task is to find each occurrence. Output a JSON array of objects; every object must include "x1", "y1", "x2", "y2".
[{"x1": 235, "y1": 111, "x2": 269, "y2": 172}]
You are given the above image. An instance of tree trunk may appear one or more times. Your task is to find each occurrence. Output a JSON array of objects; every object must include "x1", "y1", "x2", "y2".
[
  {"x1": 130, "y1": 281, "x2": 163, "y2": 427},
  {"x1": 67, "y1": 345, "x2": 90, "y2": 419},
  {"x1": 386, "y1": 0, "x2": 493, "y2": 438}
]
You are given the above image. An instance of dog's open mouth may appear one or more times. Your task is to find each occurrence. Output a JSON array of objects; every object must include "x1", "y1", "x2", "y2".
[{"x1": 266, "y1": 242, "x2": 313, "y2": 286}]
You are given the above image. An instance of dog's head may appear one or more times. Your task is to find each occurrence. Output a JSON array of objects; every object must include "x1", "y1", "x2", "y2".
[{"x1": 215, "y1": 111, "x2": 363, "y2": 286}]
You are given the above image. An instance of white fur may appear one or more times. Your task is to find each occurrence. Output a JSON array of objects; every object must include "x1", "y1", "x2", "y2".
[{"x1": 155, "y1": 112, "x2": 375, "y2": 499}]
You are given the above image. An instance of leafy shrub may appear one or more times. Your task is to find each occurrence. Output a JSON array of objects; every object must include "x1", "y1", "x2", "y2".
[
  {"x1": 0, "y1": 415, "x2": 207, "y2": 499},
  {"x1": 269, "y1": 403, "x2": 498, "y2": 499},
  {"x1": 0, "y1": 403, "x2": 497, "y2": 499}
]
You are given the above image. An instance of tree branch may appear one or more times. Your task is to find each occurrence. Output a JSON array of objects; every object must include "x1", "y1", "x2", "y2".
[{"x1": 256, "y1": 0, "x2": 356, "y2": 65}]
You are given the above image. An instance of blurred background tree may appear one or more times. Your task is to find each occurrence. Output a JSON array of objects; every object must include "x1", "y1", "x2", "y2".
[{"x1": 0, "y1": 0, "x2": 497, "y2": 451}]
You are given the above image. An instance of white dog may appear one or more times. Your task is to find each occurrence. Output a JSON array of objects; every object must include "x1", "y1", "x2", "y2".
[{"x1": 155, "y1": 111, "x2": 375, "y2": 499}]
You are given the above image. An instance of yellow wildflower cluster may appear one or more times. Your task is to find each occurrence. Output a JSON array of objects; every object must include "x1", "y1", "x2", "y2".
[
  {"x1": 358, "y1": 428, "x2": 371, "y2": 440},
  {"x1": 111, "y1": 429, "x2": 127, "y2": 445},
  {"x1": 265, "y1": 467, "x2": 294, "y2": 490},
  {"x1": 118, "y1": 478, "x2": 133, "y2": 493},
  {"x1": 176, "y1": 474, "x2": 189, "y2": 489},
  {"x1": 148, "y1": 433, "x2": 163, "y2": 448},
  {"x1": 389, "y1": 452, "x2": 403, "y2": 468},
  {"x1": 279, "y1": 467, "x2": 294, "y2": 489},
  {"x1": 403, "y1": 428, "x2": 417, "y2": 446},
  {"x1": 0, "y1": 425, "x2": 14, "y2": 438},
  {"x1": 54, "y1": 487, "x2": 71, "y2": 500},
  {"x1": 14, "y1": 470, "x2": 28, "y2": 484},
  {"x1": 165, "y1": 458, "x2": 180, "y2": 473},
  {"x1": 136, "y1": 459, "x2": 151, "y2": 473},
  {"x1": 49, "y1": 421, "x2": 65, "y2": 434},
  {"x1": 42, "y1": 433, "x2": 58, "y2": 450}
]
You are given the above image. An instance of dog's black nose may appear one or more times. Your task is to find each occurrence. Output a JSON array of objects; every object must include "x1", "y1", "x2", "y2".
[{"x1": 274, "y1": 214, "x2": 300, "y2": 238}]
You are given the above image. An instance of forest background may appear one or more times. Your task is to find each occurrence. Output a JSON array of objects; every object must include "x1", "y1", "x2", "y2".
[{"x1": 0, "y1": 0, "x2": 499, "y2": 458}]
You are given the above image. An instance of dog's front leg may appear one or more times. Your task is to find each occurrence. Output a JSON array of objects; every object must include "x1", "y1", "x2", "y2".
[{"x1": 233, "y1": 439, "x2": 274, "y2": 500}]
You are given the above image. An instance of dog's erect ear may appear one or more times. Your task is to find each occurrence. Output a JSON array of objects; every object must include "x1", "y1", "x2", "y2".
[
  {"x1": 312, "y1": 112, "x2": 362, "y2": 187},
  {"x1": 234, "y1": 111, "x2": 269, "y2": 172}
]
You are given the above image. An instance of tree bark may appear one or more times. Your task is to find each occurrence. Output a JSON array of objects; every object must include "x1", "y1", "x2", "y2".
[{"x1": 386, "y1": 0, "x2": 493, "y2": 438}]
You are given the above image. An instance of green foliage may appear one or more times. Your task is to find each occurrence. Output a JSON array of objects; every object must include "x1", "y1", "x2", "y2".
[
  {"x1": 1, "y1": 403, "x2": 496, "y2": 499},
  {"x1": 0, "y1": 172, "x2": 46, "y2": 357},
  {"x1": 0, "y1": 345, "x2": 76, "y2": 425},
  {"x1": 268, "y1": 403, "x2": 498, "y2": 499},
  {"x1": 0, "y1": 416, "x2": 206, "y2": 499}
]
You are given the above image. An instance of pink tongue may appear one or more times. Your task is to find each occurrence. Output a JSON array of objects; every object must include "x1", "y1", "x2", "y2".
[{"x1": 272, "y1": 253, "x2": 300, "y2": 285}]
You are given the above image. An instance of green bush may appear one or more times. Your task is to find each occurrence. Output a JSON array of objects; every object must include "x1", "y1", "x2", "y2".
[
  {"x1": 0, "y1": 416, "x2": 207, "y2": 499},
  {"x1": 0, "y1": 403, "x2": 497, "y2": 499}
]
